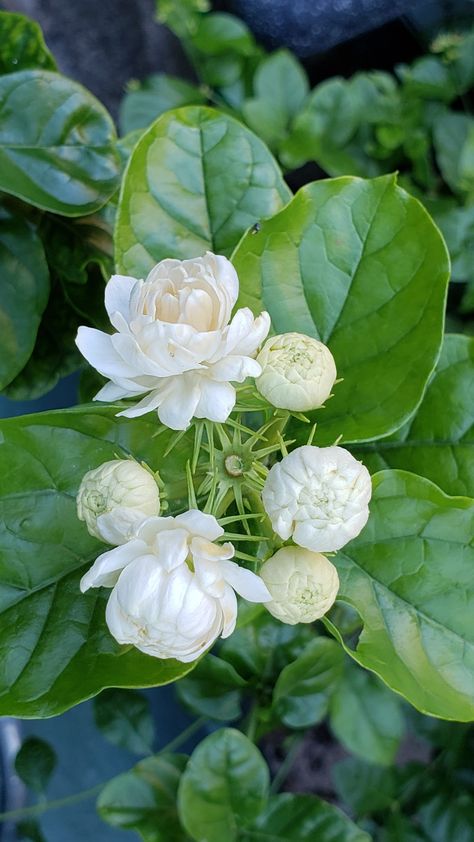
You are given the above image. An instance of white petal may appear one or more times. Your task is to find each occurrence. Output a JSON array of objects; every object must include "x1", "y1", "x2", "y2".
[
  {"x1": 116, "y1": 389, "x2": 163, "y2": 419},
  {"x1": 76, "y1": 327, "x2": 138, "y2": 380},
  {"x1": 220, "y1": 584, "x2": 238, "y2": 638},
  {"x1": 157, "y1": 376, "x2": 201, "y2": 430},
  {"x1": 104, "y1": 274, "x2": 137, "y2": 330},
  {"x1": 176, "y1": 510, "x2": 224, "y2": 541},
  {"x1": 111, "y1": 333, "x2": 173, "y2": 377},
  {"x1": 154, "y1": 528, "x2": 190, "y2": 571},
  {"x1": 80, "y1": 539, "x2": 147, "y2": 591},
  {"x1": 209, "y1": 355, "x2": 261, "y2": 383},
  {"x1": 194, "y1": 378, "x2": 236, "y2": 422},
  {"x1": 95, "y1": 508, "x2": 149, "y2": 545},
  {"x1": 219, "y1": 559, "x2": 271, "y2": 602}
]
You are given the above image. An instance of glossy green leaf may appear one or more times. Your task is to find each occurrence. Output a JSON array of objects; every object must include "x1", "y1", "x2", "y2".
[
  {"x1": 115, "y1": 106, "x2": 291, "y2": 276},
  {"x1": 219, "y1": 611, "x2": 314, "y2": 684},
  {"x1": 417, "y1": 793, "x2": 474, "y2": 842},
  {"x1": 176, "y1": 653, "x2": 247, "y2": 721},
  {"x1": 273, "y1": 637, "x2": 344, "y2": 729},
  {"x1": 233, "y1": 174, "x2": 449, "y2": 445},
  {"x1": 0, "y1": 406, "x2": 195, "y2": 717},
  {"x1": 177, "y1": 728, "x2": 269, "y2": 842},
  {"x1": 353, "y1": 335, "x2": 474, "y2": 497},
  {"x1": 93, "y1": 689, "x2": 154, "y2": 754},
  {"x1": 332, "y1": 757, "x2": 396, "y2": 817},
  {"x1": 15, "y1": 736, "x2": 57, "y2": 794},
  {"x1": 0, "y1": 71, "x2": 120, "y2": 215},
  {"x1": 98, "y1": 753, "x2": 188, "y2": 842},
  {"x1": 0, "y1": 207, "x2": 49, "y2": 390},
  {"x1": 327, "y1": 470, "x2": 474, "y2": 721},
  {"x1": 241, "y1": 793, "x2": 371, "y2": 842},
  {"x1": 329, "y1": 661, "x2": 405, "y2": 766},
  {"x1": 119, "y1": 74, "x2": 206, "y2": 135},
  {"x1": 433, "y1": 111, "x2": 474, "y2": 194},
  {"x1": 243, "y1": 50, "x2": 308, "y2": 150},
  {"x1": 0, "y1": 12, "x2": 56, "y2": 74}
]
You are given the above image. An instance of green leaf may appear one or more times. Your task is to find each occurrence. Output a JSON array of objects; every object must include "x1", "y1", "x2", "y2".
[
  {"x1": 433, "y1": 111, "x2": 474, "y2": 194},
  {"x1": 16, "y1": 819, "x2": 47, "y2": 842},
  {"x1": 233, "y1": 174, "x2": 449, "y2": 445},
  {"x1": 93, "y1": 688, "x2": 155, "y2": 755},
  {"x1": 177, "y1": 728, "x2": 269, "y2": 842},
  {"x1": 119, "y1": 74, "x2": 206, "y2": 135},
  {"x1": 176, "y1": 653, "x2": 247, "y2": 721},
  {"x1": 397, "y1": 56, "x2": 457, "y2": 102},
  {"x1": 280, "y1": 74, "x2": 395, "y2": 175},
  {"x1": 157, "y1": 0, "x2": 210, "y2": 40},
  {"x1": 115, "y1": 106, "x2": 291, "y2": 276},
  {"x1": 241, "y1": 793, "x2": 371, "y2": 841},
  {"x1": 329, "y1": 661, "x2": 405, "y2": 766},
  {"x1": 98, "y1": 753, "x2": 188, "y2": 842},
  {"x1": 219, "y1": 611, "x2": 314, "y2": 685},
  {"x1": 273, "y1": 637, "x2": 344, "y2": 729},
  {"x1": 428, "y1": 199, "x2": 474, "y2": 283},
  {"x1": 327, "y1": 470, "x2": 474, "y2": 721},
  {"x1": 0, "y1": 405, "x2": 196, "y2": 717},
  {"x1": 15, "y1": 736, "x2": 57, "y2": 794},
  {"x1": 332, "y1": 757, "x2": 396, "y2": 817},
  {"x1": 417, "y1": 793, "x2": 474, "y2": 842},
  {"x1": 253, "y1": 50, "x2": 309, "y2": 120},
  {"x1": 0, "y1": 12, "x2": 56, "y2": 74},
  {"x1": 352, "y1": 335, "x2": 474, "y2": 497},
  {"x1": 0, "y1": 70, "x2": 120, "y2": 216},
  {"x1": 0, "y1": 207, "x2": 49, "y2": 390}
]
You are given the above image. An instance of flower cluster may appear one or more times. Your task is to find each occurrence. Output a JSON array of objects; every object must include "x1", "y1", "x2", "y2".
[{"x1": 76, "y1": 252, "x2": 372, "y2": 661}]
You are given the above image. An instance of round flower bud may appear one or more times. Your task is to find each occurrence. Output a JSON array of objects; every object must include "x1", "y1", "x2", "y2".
[
  {"x1": 255, "y1": 332, "x2": 337, "y2": 411},
  {"x1": 77, "y1": 459, "x2": 160, "y2": 543},
  {"x1": 260, "y1": 546, "x2": 339, "y2": 624},
  {"x1": 262, "y1": 445, "x2": 372, "y2": 552}
]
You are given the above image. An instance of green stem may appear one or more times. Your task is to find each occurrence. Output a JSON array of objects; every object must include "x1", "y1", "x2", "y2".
[
  {"x1": 269, "y1": 734, "x2": 305, "y2": 795},
  {"x1": 158, "y1": 716, "x2": 206, "y2": 755},
  {"x1": 245, "y1": 703, "x2": 260, "y2": 743}
]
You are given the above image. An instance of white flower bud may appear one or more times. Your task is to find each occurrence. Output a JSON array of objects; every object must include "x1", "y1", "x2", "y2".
[
  {"x1": 80, "y1": 509, "x2": 270, "y2": 662},
  {"x1": 262, "y1": 445, "x2": 372, "y2": 552},
  {"x1": 77, "y1": 459, "x2": 160, "y2": 543},
  {"x1": 255, "y1": 332, "x2": 337, "y2": 411},
  {"x1": 260, "y1": 546, "x2": 339, "y2": 624}
]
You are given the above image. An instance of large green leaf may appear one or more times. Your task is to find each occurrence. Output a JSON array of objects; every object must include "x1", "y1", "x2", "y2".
[
  {"x1": 326, "y1": 470, "x2": 474, "y2": 721},
  {"x1": 272, "y1": 637, "x2": 344, "y2": 729},
  {"x1": 178, "y1": 728, "x2": 269, "y2": 842},
  {"x1": 233, "y1": 174, "x2": 449, "y2": 445},
  {"x1": 241, "y1": 793, "x2": 370, "y2": 842},
  {"x1": 0, "y1": 207, "x2": 49, "y2": 390},
  {"x1": 0, "y1": 406, "x2": 195, "y2": 717},
  {"x1": 0, "y1": 71, "x2": 120, "y2": 216},
  {"x1": 115, "y1": 106, "x2": 291, "y2": 277},
  {"x1": 353, "y1": 335, "x2": 474, "y2": 497},
  {"x1": 0, "y1": 11, "x2": 56, "y2": 74},
  {"x1": 329, "y1": 661, "x2": 405, "y2": 766},
  {"x1": 98, "y1": 753, "x2": 188, "y2": 842}
]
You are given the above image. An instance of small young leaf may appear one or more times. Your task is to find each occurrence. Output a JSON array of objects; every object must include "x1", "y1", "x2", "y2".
[
  {"x1": 93, "y1": 688, "x2": 154, "y2": 755},
  {"x1": 273, "y1": 637, "x2": 344, "y2": 729},
  {"x1": 15, "y1": 737, "x2": 56, "y2": 794},
  {"x1": 176, "y1": 654, "x2": 247, "y2": 722},
  {"x1": 119, "y1": 74, "x2": 206, "y2": 135},
  {"x1": 330, "y1": 661, "x2": 405, "y2": 766},
  {"x1": 177, "y1": 728, "x2": 269, "y2": 842},
  {"x1": 98, "y1": 753, "x2": 188, "y2": 842},
  {"x1": 0, "y1": 11, "x2": 56, "y2": 74}
]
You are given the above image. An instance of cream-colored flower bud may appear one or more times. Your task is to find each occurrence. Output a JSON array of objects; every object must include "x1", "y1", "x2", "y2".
[
  {"x1": 255, "y1": 332, "x2": 337, "y2": 411},
  {"x1": 77, "y1": 459, "x2": 160, "y2": 543},
  {"x1": 260, "y1": 546, "x2": 339, "y2": 624}
]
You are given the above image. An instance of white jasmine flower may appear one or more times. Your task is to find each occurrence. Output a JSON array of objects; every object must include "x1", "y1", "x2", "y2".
[
  {"x1": 256, "y1": 332, "x2": 337, "y2": 411},
  {"x1": 262, "y1": 445, "x2": 372, "y2": 552},
  {"x1": 260, "y1": 546, "x2": 339, "y2": 624},
  {"x1": 80, "y1": 510, "x2": 270, "y2": 662},
  {"x1": 77, "y1": 459, "x2": 160, "y2": 543},
  {"x1": 76, "y1": 252, "x2": 270, "y2": 430}
]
